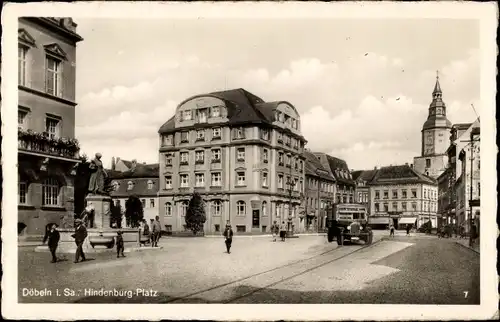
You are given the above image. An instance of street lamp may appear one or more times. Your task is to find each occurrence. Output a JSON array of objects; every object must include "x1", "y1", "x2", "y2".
[
  {"x1": 460, "y1": 137, "x2": 479, "y2": 246},
  {"x1": 286, "y1": 177, "x2": 297, "y2": 237}
]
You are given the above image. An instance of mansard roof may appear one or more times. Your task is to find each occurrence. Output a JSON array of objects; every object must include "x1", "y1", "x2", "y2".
[
  {"x1": 369, "y1": 164, "x2": 436, "y2": 186},
  {"x1": 303, "y1": 150, "x2": 335, "y2": 181},
  {"x1": 108, "y1": 163, "x2": 159, "y2": 179}
]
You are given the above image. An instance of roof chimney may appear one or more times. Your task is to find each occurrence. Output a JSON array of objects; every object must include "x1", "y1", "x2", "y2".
[
  {"x1": 111, "y1": 157, "x2": 116, "y2": 170},
  {"x1": 405, "y1": 162, "x2": 408, "y2": 166},
  {"x1": 131, "y1": 159, "x2": 137, "y2": 172}
]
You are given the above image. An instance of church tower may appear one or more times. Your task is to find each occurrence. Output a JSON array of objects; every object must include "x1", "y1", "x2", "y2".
[{"x1": 413, "y1": 72, "x2": 452, "y2": 179}]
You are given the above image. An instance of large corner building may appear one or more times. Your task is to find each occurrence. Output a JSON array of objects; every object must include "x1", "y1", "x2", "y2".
[{"x1": 157, "y1": 88, "x2": 307, "y2": 234}]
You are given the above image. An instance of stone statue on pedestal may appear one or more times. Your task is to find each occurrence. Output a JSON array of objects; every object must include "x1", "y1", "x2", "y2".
[{"x1": 88, "y1": 152, "x2": 108, "y2": 195}]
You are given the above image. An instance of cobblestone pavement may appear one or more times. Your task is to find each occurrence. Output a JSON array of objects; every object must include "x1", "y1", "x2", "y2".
[{"x1": 18, "y1": 233, "x2": 478, "y2": 305}]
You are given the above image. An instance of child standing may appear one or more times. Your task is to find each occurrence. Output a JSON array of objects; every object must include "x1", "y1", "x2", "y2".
[{"x1": 116, "y1": 230, "x2": 125, "y2": 258}]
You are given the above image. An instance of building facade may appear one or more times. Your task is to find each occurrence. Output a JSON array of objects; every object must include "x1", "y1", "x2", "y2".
[
  {"x1": 157, "y1": 89, "x2": 307, "y2": 234},
  {"x1": 311, "y1": 153, "x2": 356, "y2": 230},
  {"x1": 352, "y1": 169, "x2": 377, "y2": 218},
  {"x1": 301, "y1": 150, "x2": 336, "y2": 232},
  {"x1": 17, "y1": 18, "x2": 83, "y2": 237},
  {"x1": 414, "y1": 74, "x2": 452, "y2": 179},
  {"x1": 366, "y1": 164, "x2": 438, "y2": 229},
  {"x1": 108, "y1": 161, "x2": 160, "y2": 228}
]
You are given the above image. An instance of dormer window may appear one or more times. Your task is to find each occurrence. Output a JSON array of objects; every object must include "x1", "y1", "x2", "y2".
[
  {"x1": 234, "y1": 127, "x2": 245, "y2": 139},
  {"x1": 212, "y1": 106, "x2": 220, "y2": 117},
  {"x1": 127, "y1": 181, "x2": 134, "y2": 191},
  {"x1": 112, "y1": 181, "x2": 120, "y2": 191},
  {"x1": 181, "y1": 110, "x2": 192, "y2": 121},
  {"x1": 261, "y1": 129, "x2": 270, "y2": 141},
  {"x1": 162, "y1": 135, "x2": 173, "y2": 146},
  {"x1": 147, "y1": 180, "x2": 154, "y2": 190},
  {"x1": 198, "y1": 109, "x2": 207, "y2": 123},
  {"x1": 196, "y1": 129, "x2": 205, "y2": 141}
]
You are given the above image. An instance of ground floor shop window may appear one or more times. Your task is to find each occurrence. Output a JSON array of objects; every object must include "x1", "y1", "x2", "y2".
[
  {"x1": 19, "y1": 181, "x2": 28, "y2": 204},
  {"x1": 214, "y1": 224, "x2": 220, "y2": 232},
  {"x1": 236, "y1": 225, "x2": 246, "y2": 233}
]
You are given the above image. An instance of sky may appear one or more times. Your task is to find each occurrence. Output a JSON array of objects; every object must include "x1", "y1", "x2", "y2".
[{"x1": 74, "y1": 18, "x2": 480, "y2": 170}]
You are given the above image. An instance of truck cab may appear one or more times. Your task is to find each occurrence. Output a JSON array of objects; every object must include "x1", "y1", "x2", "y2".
[{"x1": 326, "y1": 203, "x2": 373, "y2": 245}]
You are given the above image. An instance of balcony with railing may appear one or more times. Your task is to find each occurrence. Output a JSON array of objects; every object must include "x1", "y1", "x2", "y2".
[{"x1": 18, "y1": 129, "x2": 80, "y2": 160}]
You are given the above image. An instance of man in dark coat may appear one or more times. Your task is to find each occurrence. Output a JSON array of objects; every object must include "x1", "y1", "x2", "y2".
[
  {"x1": 116, "y1": 230, "x2": 125, "y2": 258},
  {"x1": 223, "y1": 224, "x2": 234, "y2": 254},
  {"x1": 152, "y1": 216, "x2": 162, "y2": 247},
  {"x1": 73, "y1": 219, "x2": 88, "y2": 263},
  {"x1": 43, "y1": 223, "x2": 60, "y2": 263}
]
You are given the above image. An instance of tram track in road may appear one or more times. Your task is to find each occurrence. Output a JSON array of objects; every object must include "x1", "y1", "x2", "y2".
[{"x1": 166, "y1": 239, "x2": 382, "y2": 304}]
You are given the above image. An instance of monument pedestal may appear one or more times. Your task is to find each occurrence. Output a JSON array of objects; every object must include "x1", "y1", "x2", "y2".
[{"x1": 86, "y1": 194, "x2": 113, "y2": 229}]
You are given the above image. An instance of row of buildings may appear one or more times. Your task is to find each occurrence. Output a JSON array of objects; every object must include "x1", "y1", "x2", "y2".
[{"x1": 15, "y1": 17, "x2": 479, "y2": 238}]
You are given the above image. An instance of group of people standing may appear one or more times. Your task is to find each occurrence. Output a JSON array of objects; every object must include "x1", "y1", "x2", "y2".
[
  {"x1": 271, "y1": 220, "x2": 288, "y2": 242},
  {"x1": 139, "y1": 216, "x2": 162, "y2": 247}
]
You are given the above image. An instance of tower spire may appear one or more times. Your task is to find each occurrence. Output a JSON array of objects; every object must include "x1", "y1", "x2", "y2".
[{"x1": 433, "y1": 70, "x2": 442, "y2": 97}]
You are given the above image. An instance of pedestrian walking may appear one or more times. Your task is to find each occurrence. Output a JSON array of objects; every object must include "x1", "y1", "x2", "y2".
[
  {"x1": 271, "y1": 220, "x2": 279, "y2": 242},
  {"x1": 149, "y1": 219, "x2": 155, "y2": 245},
  {"x1": 72, "y1": 219, "x2": 88, "y2": 263},
  {"x1": 152, "y1": 216, "x2": 161, "y2": 247},
  {"x1": 142, "y1": 219, "x2": 151, "y2": 245},
  {"x1": 116, "y1": 230, "x2": 125, "y2": 258},
  {"x1": 43, "y1": 223, "x2": 60, "y2": 263},
  {"x1": 223, "y1": 224, "x2": 234, "y2": 254},
  {"x1": 469, "y1": 224, "x2": 477, "y2": 248},
  {"x1": 406, "y1": 225, "x2": 411, "y2": 236},
  {"x1": 279, "y1": 221, "x2": 287, "y2": 242},
  {"x1": 389, "y1": 224, "x2": 395, "y2": 237}
]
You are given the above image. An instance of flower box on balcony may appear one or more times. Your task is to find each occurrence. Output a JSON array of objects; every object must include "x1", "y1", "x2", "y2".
[
  {"x1": 18, "y1": 129, "x2": 80, "y2": 159},
  {"x1": 179, "y1": 161, "x2": 189, "y2": 166},
  {"x1": 211, "y1": 159, "x2": 221, "y2": 164}
]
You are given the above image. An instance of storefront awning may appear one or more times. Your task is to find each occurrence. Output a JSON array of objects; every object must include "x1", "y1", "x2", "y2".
[
  {"x1": 368, "y1": 217, "x2": 389, "y2": 224},
  {"x1": 399, "y1": 217, "x2": 417, "y2": 224}
]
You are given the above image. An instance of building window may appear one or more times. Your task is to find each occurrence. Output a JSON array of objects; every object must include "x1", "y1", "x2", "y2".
[
  {"x1": 211, "y1": 172, "x2": 222, "y2": 186},
  {"x1": 195, "y1": 150, "x2": 205, "y2": 164},
  {"x1": 236, "y1": 172, "x2": 246, "y2": 186},
  {"x1": 165, "y1": 176, "x2": 172, "y2": 189},
  {"x1": 393, "y1": 190, "x2": 398, "y2": 199},
  {"x1": 262, "y1": 172, "x2": 268, "y2": 187},
  {"x1": 181, "y1": 110, "x2": 192, "y2": 121},
  {"x1": 165, "y1": 153, "x2": 173, "y2": 166},
  {"x1": 162, "y1": 135, "x2": 173, "y2": 146},
  {"x1": 235, "y1": 127, "x2": 245, "y2": 139},
  {"x1": 195, "y1": 173, "x2": 205, "y2": 187},
  {"x1": 212, "y1": 200, "x2": 222, "y2": 216},
  {"x1": 383, "y1": 190, "x2": 388, "y2": 199},
  {"x1": 375, "y1": 191, "x2": 380, "y2": 199},
  {"x1": 212, "y1": 128, "x2": 221, "y2": 139},
  {"x1": 147, "y1": 180, "x2": 154, "y2": 190},
  {"x1": 277, "y1": 132, "x2": 283, "y2": 143},
  {"x1": 112, "y1": 181, "x2": 120, "y2": 191},
  {"x1": 150, "y1": 199, "x2": 155, "y2": 208},
  {"x1": 299, "y1": 179, "x2": 303, "y2": 193},
  {"x1": 198, "y1": 109, "x2": 208, "y2": 123},
  {"x1": 211, "y1": 106, "x2": 220, "y2": 117},
  {"x1": 214, "y1": 224, "x2": 220, "y2": 232},
  {"x1": 237, "y1": 148, "x2": 245, "y2": 162},
  {"x1": 196, "y1": 130, "x2": 205, "y2": 141},
  {"x1": 392, "y1": 202, "x2": 398, "y2": 211},
  {"x1": 411, "y1": 189, "x2": 417, "y2": 198},
  {"x1": 165, "y1": 202, "x2": 172, "y2": 216},
  {"x1": 180, "y1": 152, "x2": 189, "y2": 165},
  {"x1": 19, "y1": 46, "x2": 28, "y2": 86},
  {"x1": 402, "y1": 190, "x2": 407, "y2": 199},
  {"x1": 211, "y1": 149, "x2": 221, "y2": 163},
  {"x1": 383, "y1": 203, "x2": 388, "y2": 212},
  {"x1": 42, "y1": 178, "x2": 60, "y2": 206},
  {"x1": 236, "y1": 201, "x2": 246, "y2": 216},
  {"x1": 426, "y1": 159, "x2": 431, "y2": 168},
  {"x1": 180, "y1": 131, "x2": 189, "y2": 143},
  {"x1": 127, "y1": 181, "x2": 134, "y2": 191},
  {"x1": 374, "y1": 203, "x2": 379, "y2": 212},
  {"x1": 180, "y1": 201, "x2": 188, "y2": 216},
  {"x1": 262, "y1": 148, "x2": 269, "y2": 163},
  {"x1": 180, "y1": 174, "x2": 189, "y2": 188},
  {"x1": 236, "y1": 225, "x2": 246, "y2": 233},
  {"x1": 262, "y1": 201, "x2": 268, "y2": 216},
  {"x1": 261, "y1": 129, "x2": 270, "y2": 141},
  {"x1": 46, "y1": 56, "x2": 61, "y2": 96},
  {"x1": 18, "y1": 110, "x2": 27, "y2": 130},
  {"x1": 278, "y1": 174, "x2": 284, "y2": 189},
  {"x1": 141, "y1": 199, "x2": 146, "y2": 208},
  {"x1": 412, "y1": 202, "x2": 417, "y2": 211},
  {"x1": 278, "y1": 152, "x2": 284, "y2": 166},
  {"x1": 402, "y1": 202, "x2": 407, "y2": 211},
  {"x1": 45, "y1": 117, "x2": 60, "y2": 139},
  {"x1": 19, "y1": 181, "x2": 28, "y2": 204},
  {"x1": 424, "y1": 190, "x2": 427, "y2": 199}
]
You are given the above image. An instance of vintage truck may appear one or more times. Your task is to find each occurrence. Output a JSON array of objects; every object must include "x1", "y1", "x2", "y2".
[{"x1": 326, "y1": 203, "x2": 373, "y2": 245}]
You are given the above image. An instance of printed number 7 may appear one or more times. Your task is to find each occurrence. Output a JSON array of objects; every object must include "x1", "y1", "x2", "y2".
[{"x1": 464, "y1": 291, "x2": 468, "y2": 298}]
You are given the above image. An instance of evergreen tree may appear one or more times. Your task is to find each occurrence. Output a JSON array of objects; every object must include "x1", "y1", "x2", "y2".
[
  {"x1": 110, "y1": 202, "x2": 123, "y2": 228},
  {"x1": 125, "y1": 195, "x2": 144, "y2": 228},
  {"x1": 185, "y1": 192, "x2": 206, "y2": 235}
]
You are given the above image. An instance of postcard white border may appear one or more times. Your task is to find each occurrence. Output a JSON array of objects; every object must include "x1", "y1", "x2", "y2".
[{"x1": 1, "y1": 1, "x2": 498, "y2": 320}]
